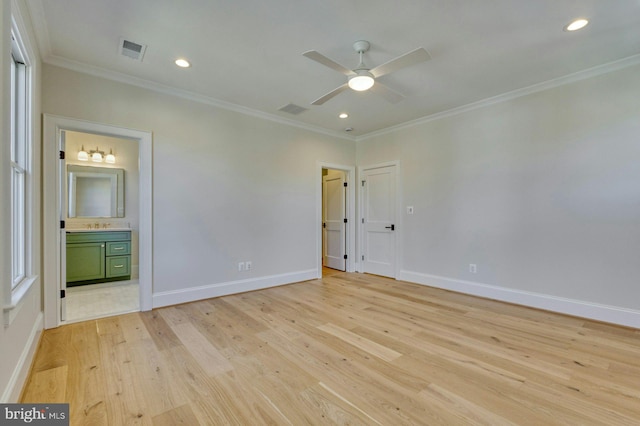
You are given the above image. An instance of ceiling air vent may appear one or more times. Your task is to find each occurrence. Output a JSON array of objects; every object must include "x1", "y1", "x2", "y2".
[
  {"x1": 119, "y1": 38, "x2": 147, "y2": 61},
  {"x1": 278, "y1": 103, "x2": 308, "y2": 115}
]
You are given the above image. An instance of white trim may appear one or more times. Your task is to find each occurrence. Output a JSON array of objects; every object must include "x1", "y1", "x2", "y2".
[
  {"x1": 358, "y1": 53, "x2": 640, "y2": 141},
  {"x1": 399, "y1": 270, "x2": 640, "y2": 329},
  {"x1": 3, "y1": 275, "x2": 37, "y2": 326},
  {"x1": 43, "y1": 115, "x2": 153, "y2": 329},
  {"x1": 1, "y1": 312, "x2": 42, "y2": 403},
  {"x1": 40, "y1": 54, "x2": 354, "y2": 142},
  {"x1": 317, "y1": 162, "x2": 357, "y2": 277},
  {"x1": 152, "y1": 269, "x2": 317, "y2": 308}
]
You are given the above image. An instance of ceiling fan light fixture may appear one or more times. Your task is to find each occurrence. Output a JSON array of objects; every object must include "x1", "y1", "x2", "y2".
[{"x1": 348, "y1": 71, "x2": 375, "y2": 91}]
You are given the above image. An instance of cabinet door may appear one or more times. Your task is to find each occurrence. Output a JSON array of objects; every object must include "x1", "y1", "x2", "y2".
[{"x1": 66, "y1": 242, "x2": 106, "y2": 282}]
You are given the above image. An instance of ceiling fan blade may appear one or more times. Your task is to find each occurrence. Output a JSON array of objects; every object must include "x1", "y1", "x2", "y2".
[
  {"x1": 370, "y1": 48, "x2": 431, "y2": 78},
  {"x1": 369, "y1": 82, "x2": 405, "y2": 104},
  {"x1": 303, "y1": 50, "x2": 354, "y2": 76},
  {"x1": 311, "y1": 83, "x2": 349, "y2": 105}
]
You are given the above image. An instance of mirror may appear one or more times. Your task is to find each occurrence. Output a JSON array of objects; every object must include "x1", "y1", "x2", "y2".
[{"x1": 68, "y1": 165, "x2": 125, "y2": 218}]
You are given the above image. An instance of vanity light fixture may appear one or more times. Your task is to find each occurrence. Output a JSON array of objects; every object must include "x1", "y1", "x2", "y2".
[
  {"x1": 78, "y1": 146, "x2": 116, "y2": 164},
  {"x1": 564, "y1": 18, "x2": 589, "y2": 32},
  {"x1": 77, "y1": 145, "x2": 89, "y2": 161}
]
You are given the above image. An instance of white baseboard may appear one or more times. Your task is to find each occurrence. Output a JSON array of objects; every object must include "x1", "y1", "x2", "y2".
[
  {"x1": 1, "y1": 312, "x2": 43, "y2": 402},
  {"x1": 152, "y1": 269, "x2": 318, "y2": 309},
  {"x1": 399, "y1": 270, "x2": 640, "y2": 329}
]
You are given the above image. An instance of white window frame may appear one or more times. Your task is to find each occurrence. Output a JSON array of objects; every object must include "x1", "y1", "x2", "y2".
[{"x1": 4, "y1": 16, "x2": 37, "y2": 326}]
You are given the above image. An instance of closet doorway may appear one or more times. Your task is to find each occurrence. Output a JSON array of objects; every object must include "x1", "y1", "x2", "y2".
[{"x1": 317, "y1": 163, "x2": 356, "y2": 276}]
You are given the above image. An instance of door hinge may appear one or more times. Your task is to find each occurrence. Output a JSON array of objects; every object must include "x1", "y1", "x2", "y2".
[
  {"x1": 361, "y1": 255, "x2": 365, "y2": 261},
  {"x1": 343, "y1": 218, "x2": 347, "y2": 223},
  {"x1": 60, "y1": 220, "x2": 65, "y2": 229},
  {"x1": 59, "y1": 150, "x2": 65, "y2": 160},
  {"x1": 323, "y1": 222, "x2": 326, "y2": 228},
  {"x1": 343, "y1": 182, "x2": 347, "y2": 187},
  {"x1": 60, "y1": 289, "x2": 66, "y2": 298},
  {"x1": 361, "y1": 180, "x2": 365, "y2": 186},
  {"x1": 344, "y1": 254, "x2": 348, "y2": 260},
  {"x1": 361, "y1": 218, "x2": 364, "y2": 224}
]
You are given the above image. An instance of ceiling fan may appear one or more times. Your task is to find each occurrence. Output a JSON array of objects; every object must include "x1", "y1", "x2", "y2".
[{"x1": 303, "y1": 40, "x2": 431, "y2": 105}]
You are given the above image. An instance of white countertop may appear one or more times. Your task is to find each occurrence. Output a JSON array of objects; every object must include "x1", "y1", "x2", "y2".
[{"x1": 66, "y1": 228, "x2": 131, "y2": 233}]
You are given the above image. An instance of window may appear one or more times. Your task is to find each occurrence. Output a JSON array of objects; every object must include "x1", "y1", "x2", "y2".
[
  {"x1": 4, "y1": 19, "x2": 36, "y2": 325},
  {"x1": 10, "y1": 35, "x2": 28, "y2": 290}
]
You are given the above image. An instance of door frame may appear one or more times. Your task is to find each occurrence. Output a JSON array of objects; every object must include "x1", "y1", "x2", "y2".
[
  {"x1": 43, "y1": 115, "x2": 153, "y2": 329},
  {"x1": 357, "y1": 161, "x2": 402, "y2": 278},
  {"x1": 316, "y1": 162, "x2": 356, "y2": 276}
]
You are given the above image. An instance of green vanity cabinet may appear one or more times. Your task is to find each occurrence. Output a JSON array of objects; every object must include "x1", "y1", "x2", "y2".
[{"x1": 66, "y1": 231, "x2": 131, "y2": 286}]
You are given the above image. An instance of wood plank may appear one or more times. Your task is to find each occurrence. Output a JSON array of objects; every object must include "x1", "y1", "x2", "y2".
[
  {"x1": 317, "y1": 323, "x2": 402, "y2": 362},
  {"x1": 152, "y1": 404, "x2": 200, "y2": 426},
  {"x1": 167, "y1": 320, "x2": 234, "y2": 376},
  {"x1": 21, "y1": 365, "x2": 68, "y2": 403}
]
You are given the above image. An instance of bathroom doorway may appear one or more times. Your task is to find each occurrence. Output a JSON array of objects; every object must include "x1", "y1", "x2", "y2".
[
  {"x1": 62, "y1": 131, "x2": 140, "y2": 322},
  {"x1": 43, "y1": 115, "x2": 153, "y2": 329}
]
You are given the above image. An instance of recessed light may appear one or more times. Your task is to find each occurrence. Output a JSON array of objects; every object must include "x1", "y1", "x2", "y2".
[
  {"x1": 345, "y1": 127, "x2": 353, "y2": 132},
  {"x1": 175, "y1": 58, "x2": 191, "y2": 68},
  {"x1": 339, "y1": 113, "x2": 349, "y2": 119},
  {"x1": 564, "y1": 18, "x2": 589, "y2": 32}
]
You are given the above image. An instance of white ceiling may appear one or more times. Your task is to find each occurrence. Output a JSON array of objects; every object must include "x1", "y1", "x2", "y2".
[{"x1": 27, "y1": 0, "x2": 640, "y2": 138}]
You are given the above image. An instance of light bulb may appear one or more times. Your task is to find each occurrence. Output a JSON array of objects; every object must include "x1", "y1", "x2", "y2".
[
  {"x1": 105, "y1": 149, "x2": 116, "y2": 164},
  {"x1": 77, "y1": 146, "x2": 89, "y2": 161}
]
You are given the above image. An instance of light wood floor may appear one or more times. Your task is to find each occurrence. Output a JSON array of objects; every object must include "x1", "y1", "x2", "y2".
[{"x1": 22, "y1": 270, "x2": 640, "y2": 425}]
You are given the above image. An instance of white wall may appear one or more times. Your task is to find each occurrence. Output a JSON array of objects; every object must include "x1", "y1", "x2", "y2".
[
  {"x1": 42, "y1": 64, "x2": 356, "y2": 304},
  {"x1": 65, "y1": 131, "x2": 140, "y2": 276},
  {"x1": 358, "y1": 63, "x2": 640, "y2": 325},
  {"x1": 1, "y1": 0, "x2": 43, "y2": 402}
]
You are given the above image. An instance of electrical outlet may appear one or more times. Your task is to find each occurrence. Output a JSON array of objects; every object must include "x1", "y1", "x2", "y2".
[
  {"x1": 469, "y1": 264, "x2": 477, "y2": 274},
  {"x1": 246, "y1": 261, "x2": 252, "y2": 271},
  {"x1": 238, "y1": 262, "x2": 245, "y2": 272},
  {"x1": 407, "y1": 206, "x2": 414, "y2": 215}
]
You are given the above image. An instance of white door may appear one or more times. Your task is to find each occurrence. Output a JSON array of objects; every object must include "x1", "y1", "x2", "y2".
[
  {"x1": 362, "y1": 165, "x2": 396, "y2": 278},
  {"x1": 323, "y1": 171, "x2": 346, "y2": 271}
]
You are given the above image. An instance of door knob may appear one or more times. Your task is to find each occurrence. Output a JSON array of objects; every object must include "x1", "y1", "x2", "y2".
[{"x1": 385, "y1": 224, "x2": 395, "y2": 231}]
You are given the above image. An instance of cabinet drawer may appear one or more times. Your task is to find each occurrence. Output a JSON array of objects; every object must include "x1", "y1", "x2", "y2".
[
  {"x1": 106, "y1": 241, "x2": 131, "y2": 256},
  {"x1": 106, "y1": 256, "x2": 131, "y2": 278}
]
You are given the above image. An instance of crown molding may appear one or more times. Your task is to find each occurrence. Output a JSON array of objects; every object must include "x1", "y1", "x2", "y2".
[
  {"x1": 357, "y1": 53, "x2": 640, "y2": 142},
  {"x1": 23, "y1": 0, "x2": 51, "y2": 58},
  {"x1": 43, "y1": 55, "x2": 355, "y2": 142}
]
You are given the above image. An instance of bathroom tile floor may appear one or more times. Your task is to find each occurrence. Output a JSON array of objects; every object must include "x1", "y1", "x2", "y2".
[{"x1": 65, "y1": 281, "x2": 139, "y2": 323}]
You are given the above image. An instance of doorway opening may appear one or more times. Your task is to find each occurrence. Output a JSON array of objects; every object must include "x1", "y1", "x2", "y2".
[
  {"x1": 43, "y1": 115, "x2": 153, "y2": 329},
  {"x1": 62, "y1": 131, "x2": 140, "y2": 323},
  {"x1": 317, "y1": 163, "x2": 356, "y2": 277},
  {"x1": 322, "y1": 168, "x2": 347, "y2": 272}
]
